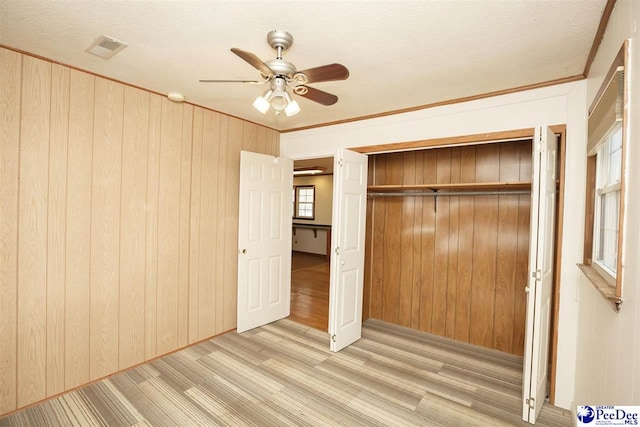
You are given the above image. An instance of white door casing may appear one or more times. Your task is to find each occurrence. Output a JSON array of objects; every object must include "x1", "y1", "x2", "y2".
[
  {"x1": 522, "y1": 127, "x2": 557, "y2": 423},
  {"x1": 237, "y1": 151, "x2": 293, "y2": 333},
  {"x1": 328, "y1": 148, "x2": 368, "y2": 352}
]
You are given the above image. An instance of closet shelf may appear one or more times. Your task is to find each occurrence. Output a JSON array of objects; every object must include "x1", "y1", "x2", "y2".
[{"x1": 367, "y1": 181, "x2": 531, "y2": 193}]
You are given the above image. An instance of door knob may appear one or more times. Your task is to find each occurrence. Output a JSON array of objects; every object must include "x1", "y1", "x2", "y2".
[{"x1": 239, "y1": 249, "x2": 247, "y2": 254}]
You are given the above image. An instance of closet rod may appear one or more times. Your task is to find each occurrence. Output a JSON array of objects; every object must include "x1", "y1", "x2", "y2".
[{"x1": 368, "y1": 190, "x2": 531, "y2": 197}]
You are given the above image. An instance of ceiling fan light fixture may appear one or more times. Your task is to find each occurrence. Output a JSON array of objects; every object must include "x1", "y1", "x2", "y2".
[
  {"x1": 270, "y1": 94, "x2": 288, "y2": 111},
  {"x1": 285, "y1": 99, "x2": 300, "y2": 117},
  {"x1": 253, "y1": 94, "x2": 270, "y2": 114}
]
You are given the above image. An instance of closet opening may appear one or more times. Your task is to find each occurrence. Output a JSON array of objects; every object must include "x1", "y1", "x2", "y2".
[{"x1": 358, "y1": 126, "x2": 566, "y2": 406}]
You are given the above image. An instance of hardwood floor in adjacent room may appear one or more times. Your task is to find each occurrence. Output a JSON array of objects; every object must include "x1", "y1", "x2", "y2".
[
  {"x1": 0, "y1": 319, "x2": 572, "y2": 426},
  {"x1": 289, "y1": 252, "x2": 330, "y2": 332}
]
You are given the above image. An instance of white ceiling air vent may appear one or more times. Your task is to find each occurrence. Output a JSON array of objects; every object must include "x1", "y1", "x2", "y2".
[{"x1": 86, "y1": 35, "x2": 127, "y2": 59}]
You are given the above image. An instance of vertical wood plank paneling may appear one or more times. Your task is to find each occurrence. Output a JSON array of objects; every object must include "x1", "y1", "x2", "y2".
[
  {"x1": 90, "y1": 78, "x2": 124, "y2": 381},
  {"x1": 17, "y1": 55, "x2": 51, "y2": 407},
  {"x1": 198, "y1": 111, "x2": 220, "y2": 339},
  {"x1": 0, "y1": 47, "x2": 21, "y2": 414},
  {"x1": 119, "y1": 86, "x2": 149, "y2": 368},
  {"x1": 223, "y1": 117, "x2": 244, "y2": 331},
  {"x1": 255, "y1": 125, "x2": 267, "y2": 154},
  {"x1": 188, "y1": 107, "x2": 204, "y2": 343},
  {"x1": 398, "y1": 153, "x2": 415, "y2": 327},
  {"x1": 469, "y1": 144, "x2": 500, "y2": 349},
  {"x1": 156, "y1": 98, "x2": 183, "y2": 355},
  {"x1": 144, "y1": 93, "x2": 162, "y2": 360},
  {"x1": 513, "y1": 142, "x2": 532, "y2": 356},
  {"x1": 455, "y1": 146, "x2": 476, "y2": 343},
  {"x1": 446, "y1": 148, "x2": 461, "y2": 339},
  {"x1": 432, "y1": 150, "x2": 451, "y2": 336},
  {"x1": 2, "y1": 48, "x2": 280, "y2": 417},
  {"x1": 410, "y1": 152, "x2": 424, "y2": 330},
  {"x1": 215, "y1": 115, "x2": 229, "y2": 334},
  {"x1": 370, "y1": 156, "x2": 386, "y2": 319},
  {"x1": 381, "y1": 153, "x2": 403, "y2": 324},
  {"x1": 46, "y1": 63, "x2": 70, "y2": 397},
  {"x1": 493, "y1": 144, "x2": 520, "y2": 353},
  {"x1": 242, "y1": 122, "x2": 257, "y2": 152},
  {"x1": 178, "y1": 105, "x2": 193, "y2": 347},
  {"x1": 419, "y1": 150, "x2": 437, "y2": 332},
  {"x1": 65, "y1": 69, "x2": 94, "y2": 390}
]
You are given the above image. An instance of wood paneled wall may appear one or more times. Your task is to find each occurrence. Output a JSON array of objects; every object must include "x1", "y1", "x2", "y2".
[
  {"x1": 366, "y1": 140, "x2": 532, "y2": 356},
  {"x1": 0, "y1": 47, "x2": 279, "y2": 415}
]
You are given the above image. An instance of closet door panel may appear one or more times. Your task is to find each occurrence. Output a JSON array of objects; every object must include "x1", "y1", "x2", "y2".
[{"x1": 513, "y1": 143, "x2": 533, "y2": 356}]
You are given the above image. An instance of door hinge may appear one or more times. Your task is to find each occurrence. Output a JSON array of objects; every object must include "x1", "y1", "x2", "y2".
[
  {"x1": 335, "y1": 246, "x2": 340, "y2": 255},
  {"x1": 331, "y1": 334, "x2": 336, "y2": 342},
  {"x1": 338, "y1": 159, "x2": 343, "y2": 167},
  {"x1": 531, "y1": 269, "x2": 541, "y2": 281},
  {"x1": 526, "y1": 397, "x2": 535, "y2": 410}
]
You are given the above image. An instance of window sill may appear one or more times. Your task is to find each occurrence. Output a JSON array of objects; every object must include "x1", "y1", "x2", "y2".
[{"x1": 578, "y1": 264, "x2": 622, "y2": 312}]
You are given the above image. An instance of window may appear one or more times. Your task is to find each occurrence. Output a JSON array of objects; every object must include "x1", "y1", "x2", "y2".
[
  {"x1": 580, "y1": 40, "x2": 627, "y2": 312},
  {"x1": 593, "y1": 125, "x2": 622, "y2": 276},
  {"x1": 293, "y1": 185, "x2": 315, "y2": 219}
]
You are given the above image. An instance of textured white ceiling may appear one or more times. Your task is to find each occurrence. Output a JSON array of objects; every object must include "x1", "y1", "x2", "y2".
[{"x1": 0, "y1": 0, "x2": 605, "y2": 131}]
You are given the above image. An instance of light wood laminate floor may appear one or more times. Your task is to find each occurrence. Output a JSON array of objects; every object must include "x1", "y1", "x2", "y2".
[{"x1": 0, "y1": 318, "x2": 572, "y2": 426}]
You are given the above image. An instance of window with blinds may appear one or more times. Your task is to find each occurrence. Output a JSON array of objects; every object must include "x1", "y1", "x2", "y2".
[{"x1": 580, "y1": 40, "x2": 628, "y2": 311}]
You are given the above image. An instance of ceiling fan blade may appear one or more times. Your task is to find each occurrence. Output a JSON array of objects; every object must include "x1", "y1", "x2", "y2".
[
  {"x1": 295, "y1": 85, "x2": 338, "y2": 106},
  {"x1": 199, "y1": 79, "x2": 265, "y2": 84},
  {"x1": 230, "y1": 48, "x2": 274, "y2": 77},
  {"x1": 296, "y1": 63, "x2": 349, "y2": 84}
]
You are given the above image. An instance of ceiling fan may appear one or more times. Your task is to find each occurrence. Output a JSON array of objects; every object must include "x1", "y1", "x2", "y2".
[{"x1": 200, "y1": 30, "x2": 349, "y2": 117}]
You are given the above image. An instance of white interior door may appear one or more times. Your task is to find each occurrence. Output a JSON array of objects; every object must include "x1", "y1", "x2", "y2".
[
  {"x1": 328, "y1": 148, "x2": 368, "y2": 352},
  {"x1": 522, "y1": 127, "x2": 557, "y2": 423},
  {"x1": 237, "y1": 151, "x2": 293, "y2": 333}
]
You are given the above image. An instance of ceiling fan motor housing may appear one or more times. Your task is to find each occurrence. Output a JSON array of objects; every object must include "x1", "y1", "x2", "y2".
[{"x1": 264, "y1": 59, "x2": 297, "y2": 78}]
